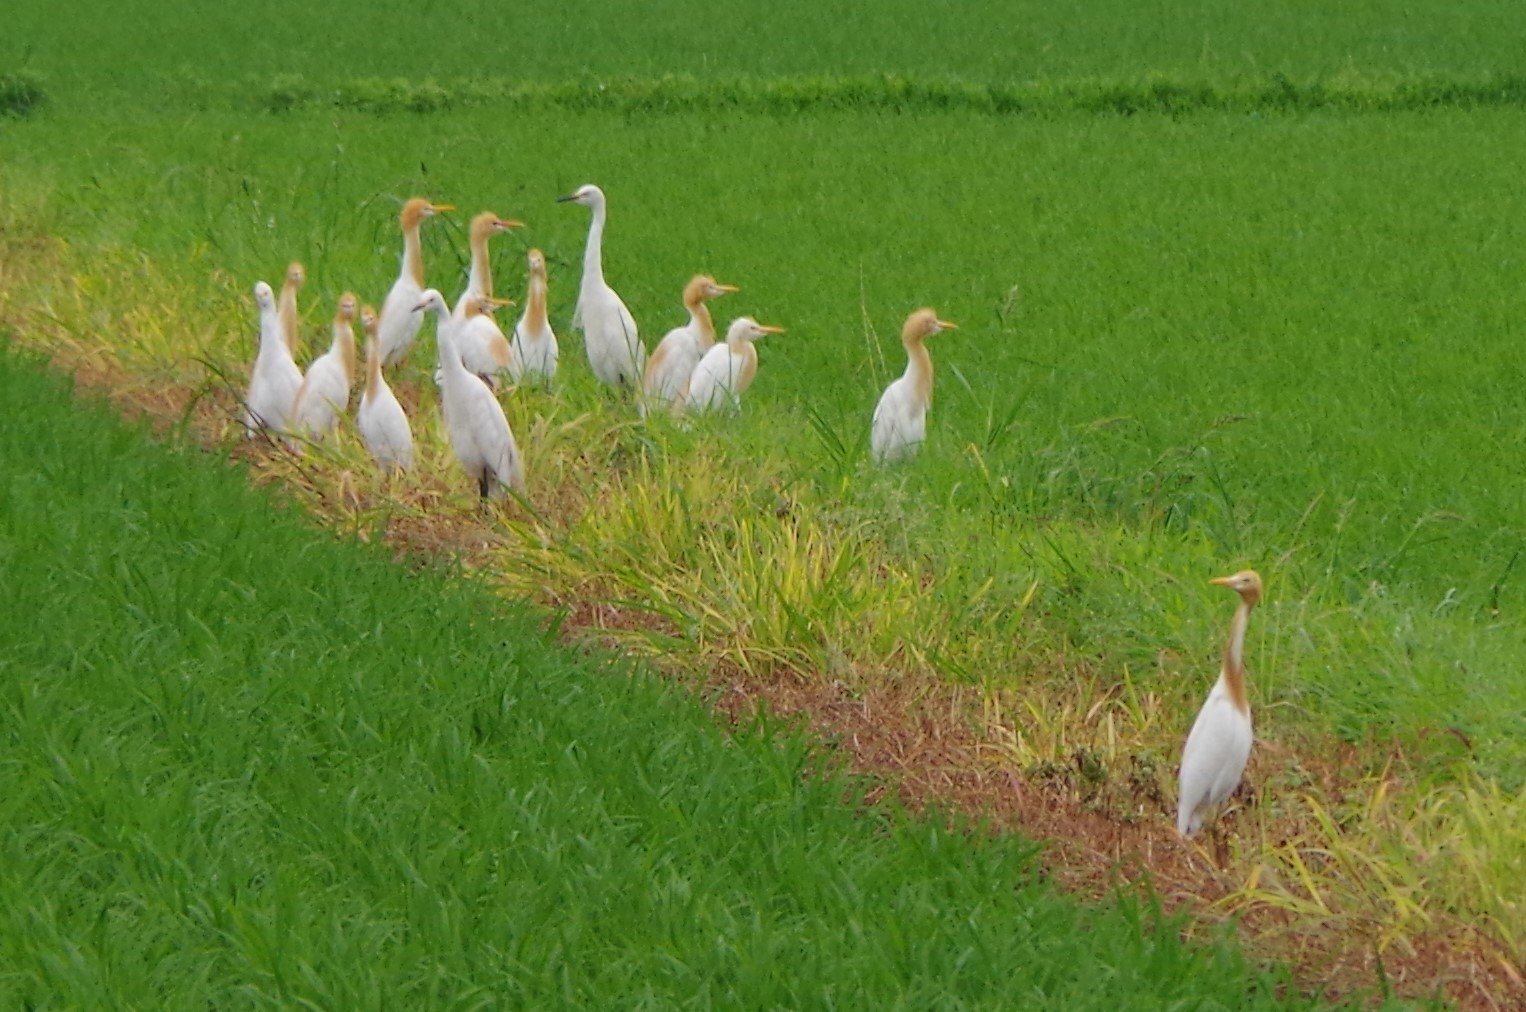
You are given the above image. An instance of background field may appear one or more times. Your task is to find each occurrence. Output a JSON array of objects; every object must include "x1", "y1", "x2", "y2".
[{"x1": 3, "y1": 0, "x2": 1525, "y2": 1004}]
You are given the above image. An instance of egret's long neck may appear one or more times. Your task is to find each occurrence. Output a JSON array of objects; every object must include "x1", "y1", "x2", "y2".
[
  {"x1": 432, "y1": 306, "x2": 463, "y2": 373},
  {"x1": 904, "y1": 338, "x2": 934, "y2": 407},
  {"x1": 582, "y1": 199, "x2": 607, "y2": 288},
  {"x1": 736, "y1": 343, "x2": 759, "y2": 394},
  {"x1": 526, "y1": 269, "x2": 549, "y2": 334},
  {"x1": 467, "y1": 230, "x2": 494, "y2": 300},
  {"x1": 402, "y1": 222, "x2": 425, "y2": 288},
  {"x1": 1220, "y1": 598, "x2": 1254, "y2": 714},
  {"x1": 279, "y1": 289, "x2": 299, "y2": 356},
  {"x1": 260, "y1": 307, "x2": 288, "y2": 358},
  {"x1": 680, "y1": 301, "x2": 711, "y2": 350},
  {"x1": 364, "y1": 335, "x2": 382, "y2": 400}
]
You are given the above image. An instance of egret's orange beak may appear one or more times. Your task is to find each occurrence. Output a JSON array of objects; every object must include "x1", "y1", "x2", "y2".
[
  {"x1": 431, "y1": 203, "x2": 456, "y2": 213},
  {"x1": 1208, "y1": 575, "x2": 1234, "y2": 587},
  {"x1": 758, "y1": 325, "x2": 786, "y2": 335},
  {"x1": 937, "y1": 320, "x2": 959, "y2": 331},
  {"x1": 499, "y1": 219, "x2": 525, "y2": 229},
  {"x1": 717, "y1": 284, "x2": 740, "y2": 294}
]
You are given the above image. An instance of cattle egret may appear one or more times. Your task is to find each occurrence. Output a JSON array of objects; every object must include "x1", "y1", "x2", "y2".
[
  {"x1": 556, "y1": 184, "x2": 645, "y2": 388},
  {"x1": 510, "y1": 248, "x2": 558, "y2": 384},
  {"x1": 290, "y1": 292, "x2": 360, "y2": 443},
  {"x1": 278, "y1": 262, "x2": 306, "y2": 359},
  {"x1": 1177, "y1": 569, "x2": 1263, "y2": 838},
  {"x1": 643, "y1": 274, "x2": 738, "y2": 414},
  {"x1": 356, "y1": 304, "x2": 414, "y2": 472},
  {"x1": 454, "y1": 292, "x2": 515, "y2": 384},
  {"x1": 415, "y1": 289, "x2": 526, "y2": 499},
  {"x1": 454, "y1": 210, "x2": 523, "y2": 313},
  {"x1": 377, "y1": 197, "x2": 454, "y2": 367},
  {"x1": 244, "y1": 280, "x2": 304, "y2": 437},
  {"x1": 683, "y1": 316, "x2": 784, "y2": 414},
  {"x1": 871, "y1": 308, "x2": 957, "y2": 465}
]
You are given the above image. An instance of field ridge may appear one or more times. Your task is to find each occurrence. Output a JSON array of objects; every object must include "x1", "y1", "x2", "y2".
[{"x1": 248, "y1": 70, "x2": 1526, "y2": 117}]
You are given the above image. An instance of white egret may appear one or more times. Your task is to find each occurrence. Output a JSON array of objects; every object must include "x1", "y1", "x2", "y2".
[
  {"x1": 510, "y1": 248, "x2": 558, "y2": 385},
  {"x1": 453, "y1": 210, "x2": 523, "y2": 313},
  {"x1": 357, "y1": 304, "x2": 414, "y2": 472},
  {"x1": 278, "y1": 261, "x2": 305, "y2": 359},
  {"x1": 556, "y1": 184, "x2": 645, "y2": 388},
  {"x1": 870, "y1": 308, "x2": 957, "y2": 465},
  {"x1": 415, "y1": 289, "x2": 526, "y2": 499},
  {"x1": 643, "y1": 274, "x2": 738, "y2": 414},
  {"x1": 683, "y1": 316, "x2": 784, "y2": 415},
  {"x1": 244, "y1": 280, "x2": 304, "y2": 437},
  {"x1": 290, "y1": 292, "x2": 359, "y2": 443},
  {"x1": 377, "y1": 197, "x2": 454, "y2": 367},
  {"x1": 1177, "y1": 569, "x2": 1263, "y2": 838}
]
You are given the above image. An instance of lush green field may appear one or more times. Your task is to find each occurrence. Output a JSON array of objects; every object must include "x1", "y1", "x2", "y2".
[
  {"x1": 4, "y1": 0, "x2": 1526, "y2": 1001},
  {"x1": 0, "y1": 345, "x2": 1327, "y2": 1007}
]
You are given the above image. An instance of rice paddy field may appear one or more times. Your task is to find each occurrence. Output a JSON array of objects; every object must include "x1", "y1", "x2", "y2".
[{"x1": 2, "y1": 0, "x2": 1525, "y2": 1006}]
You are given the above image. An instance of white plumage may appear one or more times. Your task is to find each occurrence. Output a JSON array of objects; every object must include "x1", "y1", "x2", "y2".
[
  {"x1": 244, "y1": 280, "x2": 304, "y2": 437},
  {"x1": 684, "y1": 316, "x2": 784, "y2": 415},
  {"x1": 557, "y1": 183, "x2": 645, "y2": 388},
  {"x1": 289, "y1": 292, "x2": 359, "y2": 443},
  {"x1": 644, "y1": 274, "x2": 737, "y2": 414},
  {"x1": 454, "y1": 293, "x2": 514, "y2": 383},
  {"x1": 871, "y1": 308, "x2": 957, "y2": 465},
  {"x1": 377, "y1": 197, "x2": 453, "y2": 367},
  {"x1": 1177, "y1": 569, "x2": 1262, "y2": 837},
  {"x1": 416, "y1": 289, "x2": 526, "y2": 499},
  {"x1": 356, "y1": 304, "x2": 414, "y2": 472}
]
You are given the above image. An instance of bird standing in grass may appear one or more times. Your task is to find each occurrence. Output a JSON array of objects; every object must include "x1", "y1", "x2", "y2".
[
  {"x1": 415, "y1": 289, "x2": 525, "y2": 499},
  {"x1": 643, "y1": 274, "x2": 738, "y2": 414},
  {"x1": 683, "y1": 316, "x2": 784, "y2": 415},
  {"x1": 278, "y1": 262, "x2": 306, "y2": 359},
  {"x1": 357, "y1": 304, "x2": 413, "y2": 472},
  {"x1": 290, "y1": 292, "x2": 360, "y2": 443},
  {"x1": 244, "y1": 280, "x2": 304, "y2": 437},
  {"x1": 510, "y1": 248, "x2": 558, "y2": 385},
  {"x1": 870, "y1": 308, "x2": 957, "y2": 465},
  {"x1": 1177, "y1": 569, "x2": 1262, "y2": 841},
  {"x1": 557, "y1": 184, "x2": 645, "y2": 389},
  {"x1": 378, "y1": 197, "x2": 454, "y2": 367},
  {"x1": 454, "y1": 292, "x2": 515, "y2": 384}
]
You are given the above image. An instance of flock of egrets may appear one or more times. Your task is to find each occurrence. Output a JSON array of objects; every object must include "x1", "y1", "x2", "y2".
[{"x1": 240, "y1": 186, "x2": 1262, "y2": 846}]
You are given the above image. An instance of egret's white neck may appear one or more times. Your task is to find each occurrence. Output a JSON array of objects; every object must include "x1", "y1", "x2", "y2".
[
  {"x1": 260, "y1": 305, "x2": 289, "y2": 359},
  {"x1": 402, "y1": 222, "x2": 426, "y2": 289},
  {"x1": 1220, "y1": 597, "x2": 1254, "y2": 715},
  {"x1": 428, "y1": 304, "x2": 464, "y2": 374},
  {"x1": 581, "y1": 197, "x2": 608, "y2": 290}
]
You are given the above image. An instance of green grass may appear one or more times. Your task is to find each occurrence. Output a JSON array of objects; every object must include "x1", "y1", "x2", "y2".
[
  {"x1": 0, "y1": 343, "x2": 1331, "y2": 1007},
  {"x1": 6, "y1": 0, "x2": 1526, "y2": 995}
]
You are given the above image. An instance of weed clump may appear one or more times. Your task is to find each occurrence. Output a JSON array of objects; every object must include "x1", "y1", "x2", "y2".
[{"x1": 0, "y1": 71, "x2": 45, "y2": 117}]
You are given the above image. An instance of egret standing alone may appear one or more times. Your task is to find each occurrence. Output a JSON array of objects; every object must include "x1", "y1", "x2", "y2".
[{"x1": 1177, "y1": 570, "x2": 1262, "y2": 840}]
